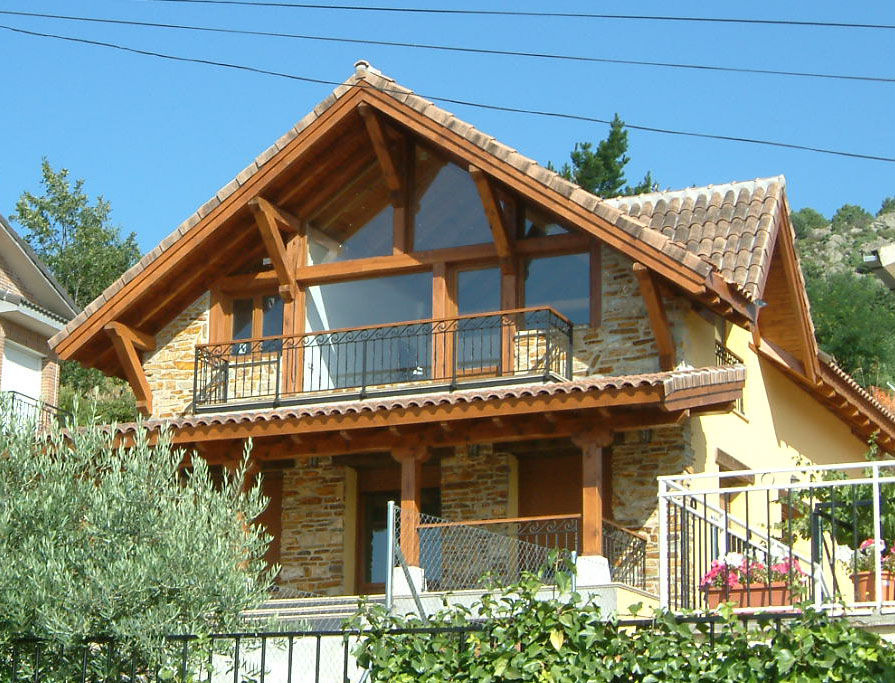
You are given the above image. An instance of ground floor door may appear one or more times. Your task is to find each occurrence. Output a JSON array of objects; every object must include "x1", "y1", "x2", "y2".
[
  {"x1": 1, "y1": 342, "x2": 43, "y2": 401},
  {"x1": 355, "y1": 463, "x2": 440, "y2": 595}
]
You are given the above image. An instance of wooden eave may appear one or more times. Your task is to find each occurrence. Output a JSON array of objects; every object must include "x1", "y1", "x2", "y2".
[
  {"x1": 53, "y1": 77, "x2": 754, "y2": 377},
  {"x1": 110, "y1": 371, "x2": 744, "y2": 457},
  {"x1": 754, "y1": 339, "x2": 895, "y2": 452}
]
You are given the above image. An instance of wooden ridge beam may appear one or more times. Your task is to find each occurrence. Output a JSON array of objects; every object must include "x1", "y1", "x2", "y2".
[
  {"x1": 358, "y1": 102, "x2": 402, "y2": 196},
  {"x1": 104, "y1": 322, "x2": 155, "y2": 416},
  {"x1": 469, "y1": 165, "x2": 514, "y2": 267},
  {"x1": 633, "y1": 263, "x2": 675, "y2": 371},
  {"x1": 249, "y1": 196, "x2": 298, "y2": 303}
]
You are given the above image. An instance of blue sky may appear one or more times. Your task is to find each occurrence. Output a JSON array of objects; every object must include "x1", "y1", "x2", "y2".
[{"x1": 0, "y1": 1, "x2": 893, "y2": 252}]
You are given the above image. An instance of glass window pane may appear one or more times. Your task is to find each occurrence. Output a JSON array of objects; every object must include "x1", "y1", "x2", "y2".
[
  {"x1": 307, "y1": 163, "x2": 393, "y2": 262},
  {"x1": 261, "y1": 295, "x2": 284, "y2": 352},
  {"x1": 232, "y1": 298, "x2": 254, "y2": 340},
  {"x1": 524, "y1": 253, "x2": 590, "y2": 325},
  {"x1": 457, "y1": 268, "x2": 500, "y2": 315},
  {"x1": 304, "y1": 272, "x2": 433, "y2": 390},
  {"x1": 413, "y1": 146, "x2": 492, "y2": 251}
]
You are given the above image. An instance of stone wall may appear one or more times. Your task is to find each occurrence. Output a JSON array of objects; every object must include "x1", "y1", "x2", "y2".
[
  {"x1": 144, "y1": 292, "x2": 210, "y2": 418},
  {"x1": 278, "y1": 457, "x2": 348, "y2": 595},
  {"x1": 610, "y1": 424, "x2": 693, "y2": 594},
  {"x1": 572, "y1": 246, "x2": 688, "y2": 378},
  {"x1": 440, "y1": 443, "x2": 512, "y2": 521}
]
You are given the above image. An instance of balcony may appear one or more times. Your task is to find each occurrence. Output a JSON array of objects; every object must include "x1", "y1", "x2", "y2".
[
  {"x1": 193, "y1": 307, "x2": 573, "y2": 412},
  {"x1": 0, "y1": 391, "x2": 69, "y2": 431},
  {"x1": 659, "y1": 460, "x2": 895, "y2": 614}
]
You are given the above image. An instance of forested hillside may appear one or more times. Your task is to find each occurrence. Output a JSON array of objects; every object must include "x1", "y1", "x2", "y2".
[{"x1": 792, "y1": 198, "x2": 895, "y2": 389}]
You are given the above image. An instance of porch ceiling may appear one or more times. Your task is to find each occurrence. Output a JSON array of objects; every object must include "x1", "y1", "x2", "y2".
[{"x1": 110, "y1": 365, "x2": 744, "y2": 461}]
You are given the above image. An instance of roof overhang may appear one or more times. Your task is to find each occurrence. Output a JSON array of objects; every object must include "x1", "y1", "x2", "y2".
[
  {"x1": 106, "y1": 366, "x2": 745, "y2": 460},
  {"x1": 0, "y1": 296, "x2": 65, "y2": 337}
]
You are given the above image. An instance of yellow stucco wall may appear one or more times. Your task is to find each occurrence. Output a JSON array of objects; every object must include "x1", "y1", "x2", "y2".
[{"x1": 683, "y1": 311, "x2": 867, "y2": 474}]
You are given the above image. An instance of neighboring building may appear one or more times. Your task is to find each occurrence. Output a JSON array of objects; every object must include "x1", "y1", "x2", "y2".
[
  {"x1": 47, "y1": 62, "x2": 895, "y2": 607},
  {"x1": 0, "y1": 212, "x2": 77, "y2": 425}
]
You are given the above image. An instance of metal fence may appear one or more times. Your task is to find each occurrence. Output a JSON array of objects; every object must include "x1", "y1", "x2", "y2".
[
  {"x1": 1, "y1": 612, "x2": 812, "y2": 682},
  {"x1": 659, "y1": 460, "x2": 895, "y2": 613},
  {"x1": 193, "y1": 307, "x2": 573, "y2": 411},
  {"x1": 603, "y1": 520, "x2": 648, "y2": 590},
  {"x1": 0, "y1": 391, "x2": 69, "y2": 430},
  {"x1": 714, "y1": 341, "x2": 744, "y2": 412}
]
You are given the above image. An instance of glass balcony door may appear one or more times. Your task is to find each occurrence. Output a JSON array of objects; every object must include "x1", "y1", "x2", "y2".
[{"x1": 455, "y1": 267, "x2": 502, "y2": 378}]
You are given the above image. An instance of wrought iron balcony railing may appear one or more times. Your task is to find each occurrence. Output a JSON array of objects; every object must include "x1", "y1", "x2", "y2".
[
  {"x1": 0, "y1": 391, "x2": 70, "y2": 430},
  {"x1": 193, "y1": 306, "x2": 573, "y2": 411}
]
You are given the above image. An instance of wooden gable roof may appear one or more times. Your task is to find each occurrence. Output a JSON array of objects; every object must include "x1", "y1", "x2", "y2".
[{"x1": 49, "y1": 61, "x2": 755, "y2": 372}]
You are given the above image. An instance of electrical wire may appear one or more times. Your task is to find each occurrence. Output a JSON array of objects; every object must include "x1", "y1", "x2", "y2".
[
  {"x1": 3, "y1": 9, "x2": 893, "y2": 84},
  {"x1": 2, "y1": 22, "x2": 893, "y2": 163},
  {"x1": 143, "y1": 0, "x2": 895, "y2": 31}
]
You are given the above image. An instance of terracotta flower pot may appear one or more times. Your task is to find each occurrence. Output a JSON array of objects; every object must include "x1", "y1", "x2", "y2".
[
  {"x1": 705, "y1": 581, "x2": 793, "y2": 609},
  {"x1": 852, "y1": 571, "x2": 895, "y2": 602}
]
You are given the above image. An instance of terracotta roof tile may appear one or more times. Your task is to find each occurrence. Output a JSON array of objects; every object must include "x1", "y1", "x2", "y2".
[
  {"x1": 607, "y1": 177, "x2": 785, "y2": 299},
  {"x1": 106, "y1": 366, "x2": 745, "y2": 437}
]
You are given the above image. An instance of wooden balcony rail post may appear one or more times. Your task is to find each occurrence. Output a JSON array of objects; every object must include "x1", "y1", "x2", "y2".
[
  {"x1": 572, "y1": 429, "x2": 613, "y2": 556},
  {"x1": 392, "y1": 447, "x2": 431, "y2": 566}
]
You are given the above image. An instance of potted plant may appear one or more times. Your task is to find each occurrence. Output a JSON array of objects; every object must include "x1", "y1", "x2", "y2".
[
  {"x1": 701, "y1": 552, "x2": 807, "y2": 609},
  {"x1": 838, "y1": 539, "x2": 895, "y2": 602}
]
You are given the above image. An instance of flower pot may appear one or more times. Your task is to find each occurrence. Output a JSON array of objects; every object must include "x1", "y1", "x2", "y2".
[
  {"x1": 705, "y1": 581, "x2": 793, "y2": 609},
  {"x1": 852, "y1": 571, "x2": 895, "y2": 602}
]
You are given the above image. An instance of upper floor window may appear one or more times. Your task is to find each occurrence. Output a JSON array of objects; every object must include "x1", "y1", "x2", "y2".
[
  {"x1": 413, "y1": 146, "x2": 492, "y2": 251},
  {"x1": 307, "y1": 163, "x2": 394, "y2": 263},
  {"x1": 232, "y1": 294, "x2": 284, "y2": 352},
  {"x1": 524, "y1": 253, "x2": 590, "y2": 325}
]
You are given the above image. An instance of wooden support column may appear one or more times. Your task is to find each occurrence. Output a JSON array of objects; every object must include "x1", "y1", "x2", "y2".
[
  {"x1": 500, "y1": 261, "x2": 519, "y2": 375},
  {"x1": 392, "y1": 447, "x2": 431, "y2": 566},
  {"x1": 432, "y1": 263, "x2": 455, "y2": 380},
  {"x1": 282, "y1": 230, "x2": 306, "y2": 395},
  {"x1": 572, "y1": 429, "x2": 612, "y2": 556},
  {"x1": 104, "y1": 321, "x2": 155, "y2": 417},
  {"x1": 248, "y1": 196, "x2": 299, "y2": 302},
  {"x1": 633, "y1": 263, "x2": 675, "y2": 371}
]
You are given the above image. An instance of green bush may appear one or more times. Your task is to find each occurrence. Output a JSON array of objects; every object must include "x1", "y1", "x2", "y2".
[
  {"x1": 0, "y1": 402, "x2": 274, "y2": 655},
  {"x1": 352, "y1": 565, "x2": 895, "y2": 681}
]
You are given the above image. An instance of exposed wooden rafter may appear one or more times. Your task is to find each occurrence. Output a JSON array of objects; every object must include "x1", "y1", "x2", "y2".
[
  {"x1": 104, "y1": 321, "x2": 155, "y2": 416},
  {"x1": 633, "y1": 263, "x2": 675, "y2": 371},
  {"x1": 248, "y1": 196, "x2": 299, "y2": 303},
  {"x1": 469, "y1": 164, "x2": 514, "y2": 270},
  {"x1": 357, "y1": 102, "x2": 403, "y2": 197}
]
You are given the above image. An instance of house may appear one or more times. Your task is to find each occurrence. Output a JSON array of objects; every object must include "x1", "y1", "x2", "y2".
[
  {"x1": 47, "y1": 61, "x2": 895, "y2": 608},
  {"x1": 0, "y1": 212, "x2": 76, "y2": 426}
]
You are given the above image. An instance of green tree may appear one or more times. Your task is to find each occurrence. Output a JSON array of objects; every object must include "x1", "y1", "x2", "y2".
[
  {"x1": 879, "y1": 196, "x2": 895, "y2": 216},
  {"x1": 0, "y1": 404, "x2": 273, "y2": 653},
  {"x1": 790, "y1": 207, "x2": 827, "y2": 239},
  {"x1": 831, "y1": 203, "x2": 874, "y2": 234},
  {"x1": 805, "y1": 270, "x2": 895, "y2": 387},
  {"x1": 549, "y1": 115, "x2": 656, "y2": 198},
  {"x1": 12, "y1": 159, "x2": 142, "y2": 422}
]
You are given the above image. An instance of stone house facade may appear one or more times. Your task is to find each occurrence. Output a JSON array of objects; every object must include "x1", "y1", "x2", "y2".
[{"x1": 49, "y1": 63, "x2": 895, "y2": 601}]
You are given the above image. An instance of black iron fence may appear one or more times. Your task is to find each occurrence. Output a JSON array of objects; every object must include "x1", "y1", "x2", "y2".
[
  {"x1": 714, "y1": 341, "x2": 744, "y2": 412},
  {"x1": 603, "y1": 520, "x2": 648, "y2": 590},
  {"x1": 193, "y1": 307, "x2": 573, "y2": 411},
  {"x1": 1, "y1": 613, "x2": 810, "y2": 682},
  {"x1": 0, "y1": 391, "x2": 69, "y2": 430}
]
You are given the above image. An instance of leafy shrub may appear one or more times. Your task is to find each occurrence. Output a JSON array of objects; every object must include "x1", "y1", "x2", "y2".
[{"x1": 351, "y1": 565, "x2": 895, "y2": 681}]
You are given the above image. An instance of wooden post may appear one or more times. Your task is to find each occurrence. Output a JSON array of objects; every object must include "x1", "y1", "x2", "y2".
[
  {"x1": 572, "y1": 430, "x2": 612, "y2": 556},
  {"x1": 392, "y1": 447, "x2": 430, "y2": 566}
]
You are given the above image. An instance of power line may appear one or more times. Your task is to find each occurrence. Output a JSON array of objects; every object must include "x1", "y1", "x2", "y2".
[
  {"x1": 4, "y1": 9, "x2": 894, "y2": 85},
  {"x1": 144, "y1": 0, "x2": 895, "y2": 30},
  {"x1": 2, "y1": 22, "x2": 893, "y2": 164}
]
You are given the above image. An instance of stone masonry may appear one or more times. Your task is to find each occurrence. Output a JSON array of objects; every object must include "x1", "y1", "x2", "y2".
[
  {"x1": 144, "y1": 292, "x2": 210, "y2": 418},
  {"x1": 278, "y1": 457, "x2": 348, "y2": 595}
]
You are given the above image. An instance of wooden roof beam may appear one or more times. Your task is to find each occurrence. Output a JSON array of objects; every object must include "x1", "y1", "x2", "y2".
[
  {"x1": 633, "y1": 263, "x2": 675, "y2": 371},
  {"x1": 104, "y1": 322, "x2": 155, "y2": 416},
  {"x1": 358, "y1": 102, "x2": 403, "y2": 197},
  {"x1": 249, "y1": 196, "x2": 298, "y2": 303},
  {"x1": 469, "y1": 164, "x2": 514, "y2": 269}
]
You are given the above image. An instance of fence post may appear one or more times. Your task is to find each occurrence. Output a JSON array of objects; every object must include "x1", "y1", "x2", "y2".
[
  {"x1": 385, "y1": 500, "x2": 396, "y2": 612},
  {"x1": 658, "y1": 479, "x2": 669, "y2": 609},
  {"x1": 873, "y1": 462, "x2": 883, "y2": 611}
]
